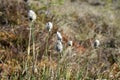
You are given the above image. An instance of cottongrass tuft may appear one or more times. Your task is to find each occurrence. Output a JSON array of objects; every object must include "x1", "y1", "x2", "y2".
[
  {"x1": 94, "y1": 39, "x2": 100, "y2": 48},
  {"x1": 55, "y1": 40, "x2": 63, "y2": 53},
  {"x1": 68, "y1": 40, "x2": 73, "y2": 46},
  {"x1": 56, "y1": 31, "x2": 62, "y2": 42},
  {"x1": 28, "y1": 10, "x2": 37, "y2": 22},
  {"x1": 46, "y1": 22, "x2": 53, "y2": 32}
]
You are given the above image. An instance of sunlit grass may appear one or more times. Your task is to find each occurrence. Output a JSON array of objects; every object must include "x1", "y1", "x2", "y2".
[{"x1": 0, "y1": 0, "x2": 120, "y2": 80}]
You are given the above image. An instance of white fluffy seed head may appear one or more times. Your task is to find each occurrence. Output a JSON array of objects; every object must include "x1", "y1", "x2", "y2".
[
  {"x1": 94, "y1": 39, "x2": 100, "y2": 48},
  {"x1": 56, "y1": 31, "x2": 62, "y2": 42},
  {"x1": 56, "y1": 40, "x2": 63, "y2": 53},
  {"x1": 68, "y1": 40, "x2": 73, "y2": 46},
  {"x1": 28, "y1": 10, "x2": 37, "y2": 22},
  {"x1": 46, "y1": 22, "x2": 53, "y2": 32}
]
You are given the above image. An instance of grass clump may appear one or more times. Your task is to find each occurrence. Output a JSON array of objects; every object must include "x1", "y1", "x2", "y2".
[{"x1": 0, "y1": 0, "x2": 120, "y2": 80}]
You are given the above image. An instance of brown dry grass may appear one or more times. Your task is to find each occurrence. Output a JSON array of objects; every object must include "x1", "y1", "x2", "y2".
[{"x1": 0, "y1": 0, "x2": 120, "y2": 79}]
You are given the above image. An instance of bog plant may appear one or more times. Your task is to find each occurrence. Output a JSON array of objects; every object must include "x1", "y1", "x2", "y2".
[
  {"x1": 55, "y1": 40, "x2": 63, "y2": 53},
  {"x1": 27, "y1": 9, "x2": 37, "y2": 73},
  {"x1": 56, "y1": 31, "x2": 62, "y2": 42},
  {"x1": 68, "y1": 40, "x2": 73, "y2": 46},
  {"x1": 45, "y1": 22, "x2": 53, "y2": 32},
  {"x1": 94, "y1": 39, "x2": 100, "y2": 48},
  {"x1": 0, "y1": 0, "x2": 120, "y2": 80}
]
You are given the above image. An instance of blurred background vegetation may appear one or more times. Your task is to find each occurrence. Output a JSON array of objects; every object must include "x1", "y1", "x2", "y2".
[{"x1": 0, "y1": 0, "x2": 120, "y2": 79}]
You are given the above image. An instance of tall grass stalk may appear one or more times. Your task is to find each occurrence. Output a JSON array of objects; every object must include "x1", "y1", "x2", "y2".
[
  {"x1": 25, "y1": 22, "x2": 33, "y2": 75},
  {"x1": 27, "y1": 22, "x2": 32, "y2": 56},
  {"x1": 27, "y1": 22, "x2": 37, "y2": 73},
  {"x1": 31, "y1": 22, "x2": 36, "y2": 73},
  {"x1": 45, "y1": 32, "x2": 50, "y2": 58}
]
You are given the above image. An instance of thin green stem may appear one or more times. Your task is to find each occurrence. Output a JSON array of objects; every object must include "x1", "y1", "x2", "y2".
[
  {"x1": 31, "y1": 22, "x2": 36, "y2": 73},
  {"x1": 45, "y1": 32, "x2": 50, "y2": 57},
  {"x1": 27, "y1": 23, "x2": 32, "y2": 56},
  {"x1": 25, "y1": 22, "x2": 33, "y2": 76}
]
